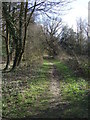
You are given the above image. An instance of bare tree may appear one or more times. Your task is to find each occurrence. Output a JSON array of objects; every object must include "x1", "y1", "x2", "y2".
[
  {"x1": 2, "y1": 0, "x2": 73, "y2": 72},
  {"x1": 43, "y1": 18, "x2": 62, "y2": 56}
]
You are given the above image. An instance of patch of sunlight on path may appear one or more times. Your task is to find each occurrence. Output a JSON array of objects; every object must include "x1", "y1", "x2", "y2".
[{"x1": 44, "y1": 62, "x2": 54, "y2": 66}]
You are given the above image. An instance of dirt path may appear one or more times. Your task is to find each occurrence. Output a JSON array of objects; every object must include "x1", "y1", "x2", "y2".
[
  {"x1": 33, "y1": 63, "x2": 65, "y2": 118},
  {"x1": 48, "y1": 63, "x2": 62, "y2": 109},
  {"x1": 30, "y1": 64, "x2": 64, "y2": 118},
  {"x1": 50, "y1": 66, "x2": 60, "y2": 95}
]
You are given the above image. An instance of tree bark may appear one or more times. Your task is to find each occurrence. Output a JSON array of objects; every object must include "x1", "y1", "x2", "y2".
[
  {"x1": 3, "y1": 3, "x2": 11, "y2": 71},
  {"x1": 3, "y1": 22, "x2": 10, "y2": 71},
  {"x1": 17, "y1": 2, "x2": 36, "y2": 66}
]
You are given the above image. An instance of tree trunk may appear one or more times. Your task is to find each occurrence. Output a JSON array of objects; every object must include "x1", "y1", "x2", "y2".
[
  {"x1": 3, "y1": 3, "x2": 11, "y2": 71},
  {"x1": 3, "y1": 22, "x2": 10, "y2": 71},
  {"x1": 17, "y1": 2, "x2": 28, "y2": 66}
]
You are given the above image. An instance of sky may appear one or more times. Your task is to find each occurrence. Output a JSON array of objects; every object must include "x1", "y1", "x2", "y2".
[{"x1": 62, "y1": 0, "x2": 89, "y2": 31}]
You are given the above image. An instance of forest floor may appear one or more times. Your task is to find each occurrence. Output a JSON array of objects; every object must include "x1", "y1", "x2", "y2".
[{"x1": 2, "y1": 59, "x2": 89, "y2": 119}]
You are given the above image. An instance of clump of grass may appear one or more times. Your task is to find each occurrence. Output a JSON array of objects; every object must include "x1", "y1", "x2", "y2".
[
  {"x1": 61, "y1": 78, "x2": 88, "y2": 101},
  {"x1": 53, "y1": 60, "x2": 73, "y2": 78}
]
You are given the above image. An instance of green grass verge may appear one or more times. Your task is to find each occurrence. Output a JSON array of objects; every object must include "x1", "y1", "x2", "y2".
[
  {"x1": 2, "y1": 61, "x2": 51, "y2": 118},
  {"x1": 53, "y1": 60, "x2": 89, "y2": 118}
]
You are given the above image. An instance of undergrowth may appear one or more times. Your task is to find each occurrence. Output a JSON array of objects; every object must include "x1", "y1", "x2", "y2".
[
  {"x1": 54, "y1": 60, "x2": 89, "y2": 118},
  {"x1": 2, "y1": 61, "x2": 51, "y2": 119},
  {"x1": 2, "y1": 59, "x2": 89, "y2": 118}
]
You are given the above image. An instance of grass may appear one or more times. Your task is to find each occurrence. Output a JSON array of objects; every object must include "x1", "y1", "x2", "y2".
[
  {"x1": 0, "y1": 100, "x2": 2, "y2": 117},
  {"x1": 53, "y1": 60, "x2": 89, "y2": 118},
  {"x1": 2, "y1": 59, "x2": 89, "y2": 118},
  {"x1": 2, "y1": 61, "x2": 52, "y2": 119}
]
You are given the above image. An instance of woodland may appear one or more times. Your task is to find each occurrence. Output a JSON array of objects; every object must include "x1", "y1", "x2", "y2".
[{"x1": 0, "y1": 0, "x2": 89, "y2": 119}]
